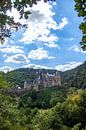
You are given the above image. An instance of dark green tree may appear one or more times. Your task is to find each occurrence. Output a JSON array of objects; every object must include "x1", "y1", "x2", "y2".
[
  {"x1": 54, "y1": 89, "x2": 86, "y2": 129},
  {"x1": 74, "y1": 0, "x2": 86, "y2": 50},
  {"x1": 0, "y1": 0, "x2": 35, "y2": 44},
  {"x1": 0, "y1": 74, "x2": 8, "y2": 89},
  {"x1": 32, "y1": 109, "x2": 62, "y2": 130}
]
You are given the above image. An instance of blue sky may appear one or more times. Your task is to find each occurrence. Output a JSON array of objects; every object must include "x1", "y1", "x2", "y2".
[{"x1": 0, "y1": 0, "x2": 86, "y2": 72}]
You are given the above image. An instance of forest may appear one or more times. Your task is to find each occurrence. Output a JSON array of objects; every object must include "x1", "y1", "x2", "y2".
[
  {"x1": 0, "y1": 62, "x2": 86, "y2": 130},
  {"x1": 0, "y1": 0, "x2": 86, "y2": 129}
]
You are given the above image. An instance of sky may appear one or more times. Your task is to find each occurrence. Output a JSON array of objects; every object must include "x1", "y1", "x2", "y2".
[{"x1": 0, "y1": 0, "x2": 86, "y2": 73}]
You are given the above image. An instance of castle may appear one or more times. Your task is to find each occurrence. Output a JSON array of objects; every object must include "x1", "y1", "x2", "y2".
[{"x1": 24, "y1": 71, "x2": 61, "y2": 91}]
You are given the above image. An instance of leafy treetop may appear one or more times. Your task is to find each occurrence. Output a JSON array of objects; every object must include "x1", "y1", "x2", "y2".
[{"x1": 74, "y1": 0, "x2": 86, "y2": 50}]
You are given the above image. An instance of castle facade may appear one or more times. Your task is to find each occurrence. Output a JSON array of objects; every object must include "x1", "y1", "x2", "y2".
[{"x1": 24, "y1": 71, "x2": 61, "y2": 91}]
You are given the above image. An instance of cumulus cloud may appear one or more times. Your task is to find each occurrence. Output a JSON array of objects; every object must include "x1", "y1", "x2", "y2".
[
  {"x1": 5, "y1": 54, "x2": 30, "y2": 64},
  {"x1": 6, "y1": 0, "x2": 69, "y2": 50},
  {"x1": 57, "y1": 17, "x2": 69, "y2": 30},
  {"x1": 23, "y1": 63, "x2": 52, "y2": 69},
  {"x1": 0, "y1": 45, "x2": 24, "y2": 54},
  {"x1": 19, "y1": 1, "x2": 68, "y2": 48},
  {"x1": 55, "y1": 62, "x2": 82, "y2": 71},
  {"x1": 0, "y1": 66, "x2": 14, "y2": 73},
  {"x1": 28, "y1": 47, "x2": 55, "y2": 60},
  {"x1": 70, "y1": 45, "x2": 86, "y2": 54},
  {"x1": 20, "y1": 2, "x2": 58, "y2": 46}
]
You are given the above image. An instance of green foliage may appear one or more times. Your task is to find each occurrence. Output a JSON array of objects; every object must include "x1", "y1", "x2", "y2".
[
  {"x1": 0, "y1": 92, "x2": 38, "y2": 130},
  {"x1": 62, "y1": 61, "x2": 86, "y2": 88},
  {"x1": 32, "y1": 89, "x2": 86, "y2": 130},
  {"x1": 0, "y1": 93, "x2": 18, "y2": 129},
  {"x1": 0, "y1": 67, "x2": 86, "y2": 130},
  {"x1": 0, "y1": 0, "x2": 31, "y2": 43},
  {"x1": 4, "y1": 68, "x2": 38, "y2": 87},
  {"x1": 53, "y1": 89, "x2": 86, "y2": 129},
  {"x1": 0, "y1": 85, "x2": 86, "y2": 130},
  {"x1": 0, "y1": 73, "x2": 9, "y2": 89},
  {"x1": 32, "y1": 109, "x2": 62, "y2": 130},
  {"x1": 74, "y1": 0, "x2": 86, "y2": 50},
  {"x1": 19, "y1": 87, "x2": 66, "y2": 109},
  {"x1": 4, "y1": 68, "x2": 60, "y2": 88},
  {"x1": 50, "y1": 91, "x2": 65, "y2": 107}
]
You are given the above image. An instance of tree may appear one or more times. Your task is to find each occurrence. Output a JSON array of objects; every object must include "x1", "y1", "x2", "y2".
[
  {"x1": 0, "y1": 0, "x2": 52, "y2": 44},
  {"x1": 32, "y1": 109, "x2": 62, "y2": 130},
  {"x1": 50, "y1": 92, "x2": 65, "y2": 107},
  {"x1": 0, "y1": 93, "x2": 19, "y2": 130},
  {"x1": 0, "y1": 74, "x2": 8, "y2": 89},
  {"x1": 74, "y1": 0, "x2": 86, "y2": 50},
  {"x1": 0, "y1": 0, "x2": 34, "y2": 44},
  {"x1": 54, "y1": 89, "x2": 86, "y2": 129}
]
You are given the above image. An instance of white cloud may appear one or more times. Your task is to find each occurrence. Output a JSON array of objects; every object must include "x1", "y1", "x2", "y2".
[
  {"x1": 44, "y1": 42, "x2": 60, "y2": 48},
  {"x1": 70, "y1": 38, "x2": 74, "y2": 41},
  {"x1": 19, "y1": 1, "x2": 63, "y2": 48},
  {"x1": 0, "y1": 66, "x2": 14, "y2": 73},
  {"x1": 0, "y1": 45, "x2": 24, "y2": 54},
  {"x1": 28, "y1": 47, "x2": 55, "y2": 60},
  {"x1": 37, "y1": 35, "x2": 59, "y2": 48},
  {"x1": 7, "y1": 1, "x2": 69, "y2": 48},
  {"x1": 23, "y1": 63, "x2": 52, "y2": 69},
  {"x1": 7, "y1": 8, "x2": 27, "y2": 24},
  {"x1": 57, "y1": 17, "x2": 69, "y2": 30},
  {"x1": 5, "y1": 54, "x2": 30, "y2": 64},
  {"x1": 55, "y1": 62, "x2": 82, "y2": 71},
  {"x1": 70, "y1": 45, "x2": 86, "y2": 54}
]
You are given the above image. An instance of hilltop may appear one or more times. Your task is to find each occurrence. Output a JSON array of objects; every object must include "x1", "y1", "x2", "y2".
[
  {"x1": 62, "y1": 61, "x2": 86, "y2": 88},
  {"x1": 1, "y1": 61, "x2": 86, "y2": 89},
  {"x1": 4, "y1": 68, "x2": 61, "y2": 87}
]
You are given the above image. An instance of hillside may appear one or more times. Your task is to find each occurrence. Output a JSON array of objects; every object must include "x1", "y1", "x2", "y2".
[
  {"x1": 62, "y1": 61, "x2": 86, "y2": 88},
  {"x1": 4, "y1": 61, "x2": 86, "y2": 88},
  {"x1": 4, "y1": 68, "x2": 60, "y2": 87}
]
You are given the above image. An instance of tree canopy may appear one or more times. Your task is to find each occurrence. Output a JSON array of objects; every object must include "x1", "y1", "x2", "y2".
[
  {"x1": 0, "y1": 73, "x2": 9, "y2": 89},
  {"x1": 0, "y1": 70, "x2": 86, "y2": 130},
  {"x1": 74, "y1": 0, "x2": 86, "y2": 50}
]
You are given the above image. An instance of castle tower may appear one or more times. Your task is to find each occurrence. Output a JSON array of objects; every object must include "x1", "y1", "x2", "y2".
[
  {"x1": 24, "y1": 81, "x2": 27, "y2": 89},
  {"x1": 46, "y1": 73, "x2": 55, "y2": 87},
  {"x1": 37, "y1": 73, "x2": 47, "y2": 89},
  {"x1": 24, "y1": 80, "x2": 32, "y2": 90},
  {"x1": 55, "y1": 71, "x2": 61, "y2": 86}
]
